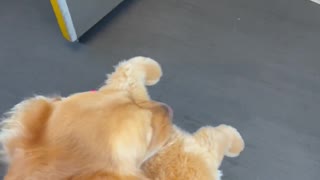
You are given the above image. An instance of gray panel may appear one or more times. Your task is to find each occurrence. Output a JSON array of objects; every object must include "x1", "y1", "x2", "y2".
[{"x1": 66, "y1": 0, "x2": 123, "y2": 37}]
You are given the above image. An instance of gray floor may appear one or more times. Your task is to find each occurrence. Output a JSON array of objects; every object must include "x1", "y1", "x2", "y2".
[{"x1": 1, "y1": 0, "x2": 320, "y2": 179}]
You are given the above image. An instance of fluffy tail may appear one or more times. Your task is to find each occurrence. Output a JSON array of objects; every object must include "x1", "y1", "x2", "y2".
[
  {"x1": 193, "y1": 125, "x2": 245, "y2": 167},
  {"x1": 215, "y1": 124, "x2": 245, "y2": 158},
  {"x1": 99, "y1": 56, "x2": 162, "y2": 101}
]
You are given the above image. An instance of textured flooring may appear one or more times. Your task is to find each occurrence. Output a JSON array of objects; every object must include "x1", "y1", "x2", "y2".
[{"x1": 0, "y1": 0, "x2": 320, "y2": 179}]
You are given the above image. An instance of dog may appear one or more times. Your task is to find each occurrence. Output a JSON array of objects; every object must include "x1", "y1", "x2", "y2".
[
  {"x1": 142, "y1": 125, "x2": 245, "y2": 180},
  {"x1": 0, "y1": 57, "x2": 173, "y2": 179}
]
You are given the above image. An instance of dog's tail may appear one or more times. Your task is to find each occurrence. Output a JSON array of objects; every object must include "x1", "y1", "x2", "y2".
[
  {"x1": 99, "y1": 56, "x2": 162, "y2": 101},
  {"x1": 193, "y1": 125, "x2": 245, "y2": 166}
]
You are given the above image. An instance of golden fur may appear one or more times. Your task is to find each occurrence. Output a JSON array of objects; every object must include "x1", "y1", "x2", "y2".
[
  {"x1": 142, "y1": 125, "x2": 245, "y2": 180},
  {"x1": 0, "y1": 57, "x2": 172, "y2": 180}
]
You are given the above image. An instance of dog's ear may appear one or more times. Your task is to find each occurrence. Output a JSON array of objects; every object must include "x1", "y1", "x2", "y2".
[
  {"x1": 0, "y1": 96, "x2": 59, "y2": 160},
  {"x1": 3, "y1": 149, "x2": 25, "y2": 180},
  {"x1": 1, "y1": 96, "x2": 61, "y2": 179},
  {"x1": 99, "y1": 56, "x2": 162, "y2": 101},
  {"x1": 143, "y1": 102, "x2": 173, "y2": 160},
  {"x1": 4, "y1": 150, "x2": 43, "y2": 180}
]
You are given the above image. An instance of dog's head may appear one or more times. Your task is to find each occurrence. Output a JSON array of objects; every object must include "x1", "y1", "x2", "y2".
[
  {"x1": 1, "y1": 57, "x2": 173, "y2": 179},
  {"x1": 47, "y1": 90, "x2": 173, "y2": 175}
]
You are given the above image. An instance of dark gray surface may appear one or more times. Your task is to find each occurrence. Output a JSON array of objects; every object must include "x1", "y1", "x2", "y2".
[
  {"x1": 1, "y1": 0, "x2": 320, "y2": 179},
  {"x1": 67, "y1": 0, "x2": 123, "y2": 37}
]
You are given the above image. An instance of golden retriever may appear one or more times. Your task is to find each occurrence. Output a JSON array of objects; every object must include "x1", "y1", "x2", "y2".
[{"x1": 0, "y1": 57, "x2": 173, "y2": 180}]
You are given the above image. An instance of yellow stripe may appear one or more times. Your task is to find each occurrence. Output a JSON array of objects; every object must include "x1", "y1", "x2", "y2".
[{"x1": 50, "y1": 0, "x2": 71, "y2": 41}]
